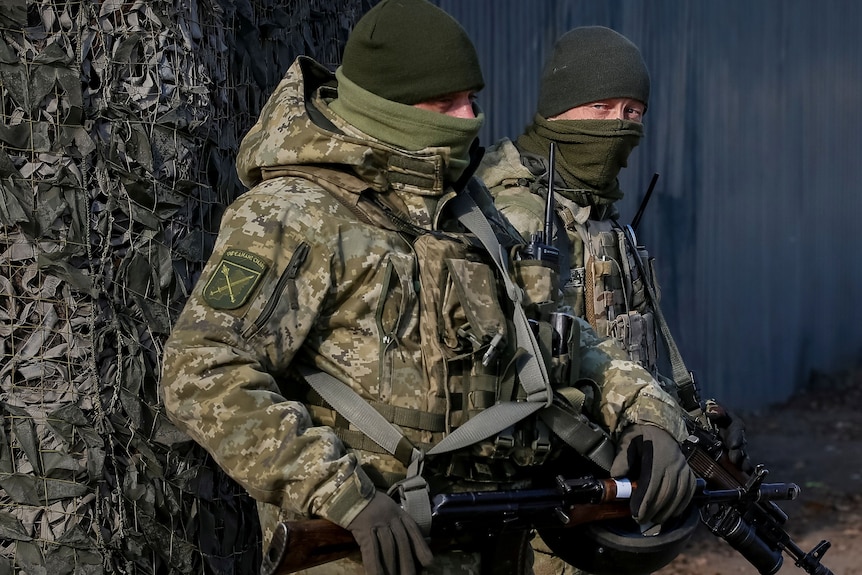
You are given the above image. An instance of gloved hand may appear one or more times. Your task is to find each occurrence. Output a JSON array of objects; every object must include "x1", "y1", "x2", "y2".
[
  {"x1": 705, "y1": 399, "x2": 754, "y2": 474},
  {"x1": 611, "y1": 424, "x2": 697, "y2": 525},
  {"x1": 346, "y1": 490, "x2": 433, "y2": 575}
]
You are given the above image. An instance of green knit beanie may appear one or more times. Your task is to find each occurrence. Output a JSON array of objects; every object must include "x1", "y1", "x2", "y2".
[
  {"x1": 341, "y1": 0, "x2": 484, "y2": 105},
  {"x1": 537, "y1": 26, "x2": 650, "y2": 118}
]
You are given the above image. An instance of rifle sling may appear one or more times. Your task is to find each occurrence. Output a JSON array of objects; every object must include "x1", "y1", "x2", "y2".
[
  {"x1": 444, "y1": 187, "x2": 614, "y2": 471},
  {"x1": 616, "y1": 221, "x2": 703, "y2": 418},
  {"x1": 297, "y1": 364, "x2": 434, "y2": 534}
]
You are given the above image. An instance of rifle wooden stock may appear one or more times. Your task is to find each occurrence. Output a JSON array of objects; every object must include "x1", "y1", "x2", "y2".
[
  {"x1": 561, "y1": 499, "x2": 631, "y2": 526},
  {"x1": 261, "y1": 518, "x2": 358, "y2": 575},
  {"x1": 261, "y1": 497, "x2": 633, "y2": 575}
]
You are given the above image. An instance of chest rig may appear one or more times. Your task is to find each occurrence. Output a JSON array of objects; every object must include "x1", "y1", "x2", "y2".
[
  {"x1": 522, "y1": 173, "x2": 704, "y2": 420},
  {"x1": 555, "y1": 194, "x2": 660, "y2": 375},
  {"x1": 501, "y1": 148, "x2": 661, "y2": 377},
  {"x1": 275, "y1": 166, "x2": 614, "y2": 499}
]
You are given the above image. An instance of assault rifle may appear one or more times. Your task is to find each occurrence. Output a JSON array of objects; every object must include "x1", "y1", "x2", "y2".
[
  {"x1": 623, "y1": 171, "x2": 833, "y2": 573},
  {"x1": 684, "y1": 421, "x2": 834, "y2": 575},
  {"x1": 260, "y1": 431, "x2": 833, "y2": 575}
]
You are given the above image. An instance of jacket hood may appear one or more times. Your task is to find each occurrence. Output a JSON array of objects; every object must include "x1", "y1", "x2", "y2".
[
  {"x1": 236, "y1": 56, "x2": 453, "y2": 197},
  {"x1": 475, "y1": 138, "x2": 532, "y2": 190}
]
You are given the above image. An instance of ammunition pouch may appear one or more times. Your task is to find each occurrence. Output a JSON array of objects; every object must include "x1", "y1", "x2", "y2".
[{"x1": 610, "y1": 310, "x2": 658, "y2": 374}]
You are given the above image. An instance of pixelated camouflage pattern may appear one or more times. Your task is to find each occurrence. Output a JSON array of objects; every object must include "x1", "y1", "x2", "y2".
[
  {"x1": 532, "y1": 536, "x2": 587, "y2": 575},
  {"x1": 479, "y1": 138, "x2": 689, "y2": 575},
  {"x1": 575, "y1": 316, "x2": 687, "y2": 442},
  {"x1": 161, "y1": 56, "x2": 687, "y2": 573},
  {"x1": 479, "y1": 139, "x2": 594, "y2": 316},
  {"x1": 479, "y1": 139, "x2": 686, "y2": 439},
  {"x1": 479, "y1": 138, "x2": 663, "y2": 370},
  {"x1": 477, "y1": 139, "x2": 549, "y2": 240},
  {"x1": 160, "y1": 56, "x2": 500, "y2": 569}
]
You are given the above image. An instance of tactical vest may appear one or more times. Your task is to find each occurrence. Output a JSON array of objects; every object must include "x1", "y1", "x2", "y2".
[
  {"x1": 505, "y1": 182, "x2": 662, "y2": 377},
  {"x1": 270, "y1": 166, "x2": 607, "y2": 488},
  {"x1": 565, "y1": 204, "x2": 659, "y2": 374}
]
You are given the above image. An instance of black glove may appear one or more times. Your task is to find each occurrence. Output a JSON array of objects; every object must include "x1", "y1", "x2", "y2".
[
  {"x1": 611, "y1": 424, "x2": 697, "y2": 525},
  {"x1": 346, "y1": 491, "x2": 433, "y2": 575},
  {"x1": 705, "y1": 399, "x2": 754, "y2": 474}
]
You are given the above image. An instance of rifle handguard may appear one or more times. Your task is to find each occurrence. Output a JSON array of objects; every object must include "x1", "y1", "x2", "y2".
[{"x1": 683, "y1": 426, "x2": 835, "y2": 575}]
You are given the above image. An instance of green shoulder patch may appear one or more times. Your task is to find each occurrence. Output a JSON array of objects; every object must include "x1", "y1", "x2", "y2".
[{"x1": 203, "y1": 249, "x2": 269, "y2": 310}]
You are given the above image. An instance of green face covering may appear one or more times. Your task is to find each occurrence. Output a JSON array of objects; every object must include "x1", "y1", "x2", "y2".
[
  {"x1": 330, "y1": 68, "x2": 484, "y2": 184},
  {"x1": 517, "y1": 115, "x2": 643, "y2": 204}
]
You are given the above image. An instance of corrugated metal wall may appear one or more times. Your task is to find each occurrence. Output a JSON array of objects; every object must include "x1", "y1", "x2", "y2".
[{"x1": 436, "y1": 0, "x2": 862, "y2": 409}]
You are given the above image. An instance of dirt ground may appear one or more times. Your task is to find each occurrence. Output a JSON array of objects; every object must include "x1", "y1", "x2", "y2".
[{"x1": 655, "y1": 368, "x2": 862, "y2": 575}]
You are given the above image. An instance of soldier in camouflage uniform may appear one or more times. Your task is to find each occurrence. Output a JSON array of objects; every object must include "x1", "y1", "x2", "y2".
[
  {"x1": 478, "y1": 27, "x2": 661, "y2": 376},
  {"x1": 477, "y1": 26, "x2": 750, "y2": 575},
  {"x1": 161, "y1": 5, "x2": 697, "y2": 575}
]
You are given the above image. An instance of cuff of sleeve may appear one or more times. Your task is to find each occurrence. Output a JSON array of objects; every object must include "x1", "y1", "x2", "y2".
[
  {"x1": 624, "y1": 387, "x2": 689, "y2": 443},
  {"x1": 317, "y1": 467, "x2": 376, "y2": 528}
]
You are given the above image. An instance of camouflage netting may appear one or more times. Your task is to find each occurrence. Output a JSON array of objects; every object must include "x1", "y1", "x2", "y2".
[{"x1": 0, "y1": 0, "x2": 373, "y2": 573}]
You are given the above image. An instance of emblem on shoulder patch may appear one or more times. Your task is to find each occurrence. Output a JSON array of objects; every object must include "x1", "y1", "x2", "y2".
[{"x1": 203, "y1": 249, "x2": 269, "y2": 310}]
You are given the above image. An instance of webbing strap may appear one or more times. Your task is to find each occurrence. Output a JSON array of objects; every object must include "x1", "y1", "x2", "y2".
[
  {"x1": 539, "y1": 404, "x2": 614, "y2": 471},
  {"x1": 427, "y1": 401, "x2": 545, "y2": 456},
  {"x1": 617, "y1": 223, "x2": 704, "y2": 420},
  {"x1": 299, "y1": 365, "x2": 416, "y2": 465},
  {"x1": 298, "y1": 365, "x2": 433, "y2": 534},
  {"x1": 388, "y1": 473, "x2": 433, "y2": 536},
  {"x1": 555, "y1": 386, "x2": 586, "y2": 412},
  {"x1": 425, "y1": 190, "x2": 554, "y2": 456},
  {"x1": 334, "y1": 428, "x2": 432, "y2": 457},
  {"x1": 449, "y1": 189, "x2": 553, "y2": 404},
  {"x1": 307, "y1": 390, "x2": 447, "y2": 432}
]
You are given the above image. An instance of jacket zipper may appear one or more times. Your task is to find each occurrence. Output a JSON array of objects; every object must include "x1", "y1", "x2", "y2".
[
  {"x1": 377, "y1": 260, "x2": 396, "y2": 402},
  {"x1": 250, "y1": 241, "x2": 310, "y2": 333}
]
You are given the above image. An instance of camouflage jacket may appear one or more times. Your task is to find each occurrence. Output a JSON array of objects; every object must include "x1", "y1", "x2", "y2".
[
  {"x1": 160, "y1": 58, "x2": 688, "y2": 546},
  {"x1": 478, "y1": 137, "x2": 675, "y2": 382}
]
